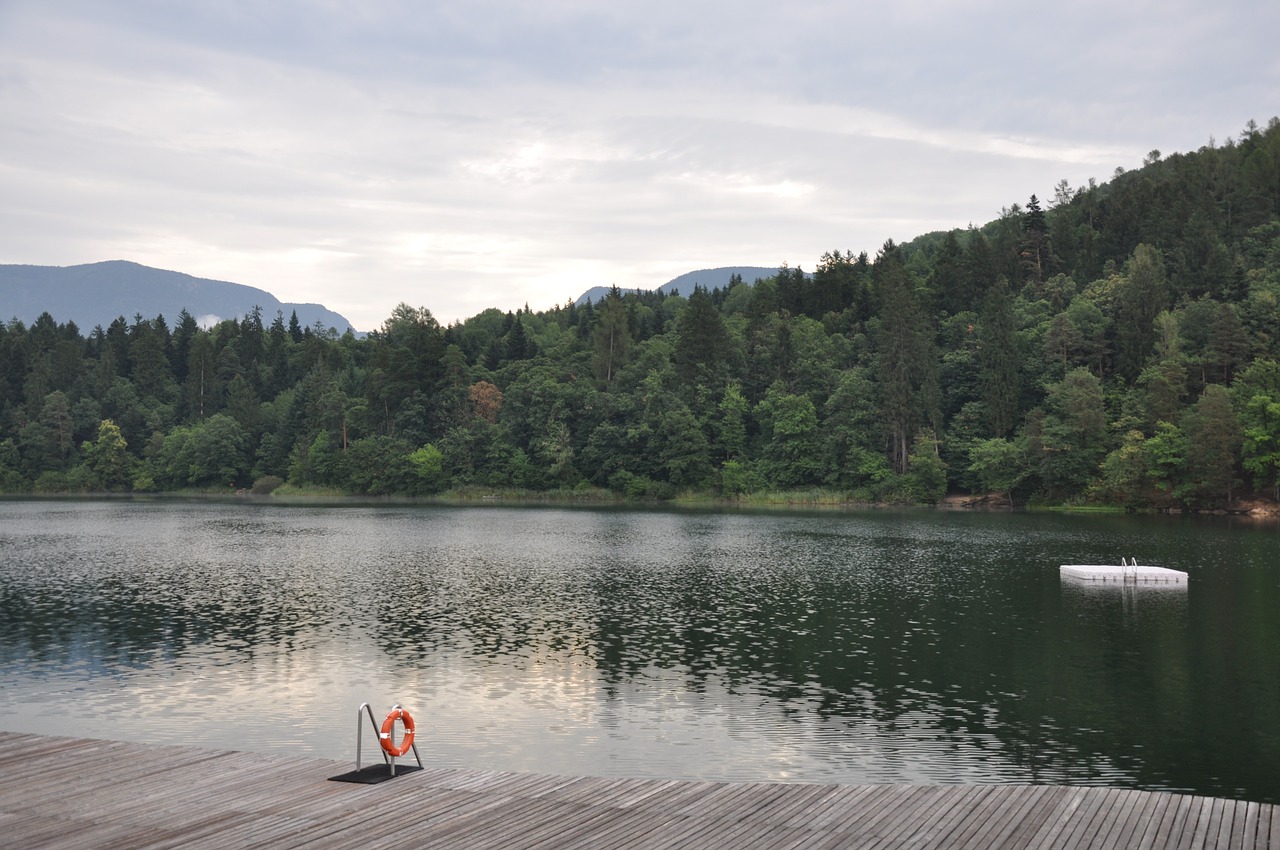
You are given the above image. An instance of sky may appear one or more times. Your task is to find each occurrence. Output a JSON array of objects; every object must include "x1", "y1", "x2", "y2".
[{"x1": 1, "y1": 1, "x2": 1277, "y2": 332}]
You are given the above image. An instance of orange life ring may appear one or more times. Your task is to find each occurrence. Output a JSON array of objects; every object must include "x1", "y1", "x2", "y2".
[{"x1": 379, "y1": 707, "x2": 416, "y2": 758}]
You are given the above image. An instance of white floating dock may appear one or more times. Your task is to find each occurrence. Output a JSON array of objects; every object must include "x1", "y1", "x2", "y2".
[{"x1": 1060, "y1": 563, "x2": 1188, "y2": 585}]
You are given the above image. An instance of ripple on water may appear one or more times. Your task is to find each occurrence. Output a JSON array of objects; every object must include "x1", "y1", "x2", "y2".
[{"x1": 0, "y1": 502, "x2": 1277, "y2": 801}]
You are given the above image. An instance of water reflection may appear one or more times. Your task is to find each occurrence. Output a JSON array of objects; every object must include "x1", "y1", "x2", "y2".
[{"x1": 1, "y1": 500, "x2": 1278, "y2": 800}]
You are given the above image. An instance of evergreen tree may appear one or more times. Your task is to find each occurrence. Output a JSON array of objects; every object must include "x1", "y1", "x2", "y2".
[
  {"x1": 960, "y1": 230, "x2": 995, "y2": 314},
  {"x1": 813, "y1": 251, "x2": 856, "y2": 316},
  {"x1": 1038, "y1": 368, "x2": 1108, "y2": 498},
  {"x1": 592, "y1": 289, "x2": 632, "y2": 388},
  {"x1": 505, "y1": 317, "x2": 532, "y2": 361},
  {"x1": 977, "y1": 277, "x2": 1019, "y2": 436},
  {"x1": 170, "y1": 309, "x2": 199, "y2": 383},
  {"x1": 872, "y1": 241, "x2": 935, "y2": 473},
  {"x1": 1113, "y1": 244, "x2": 1169, "y2": 381},
  {"x1": 929, "y1": 231, "x2": 966, "y2": 316},
  {"x1": 1019, "y1": 194, "x2": 1055, "y2": 284},
  {"x1": 673, "y1": 286, "x2": 730, "y2": 387},
  {"x1": 1182, "y1": 384, "x2": 1242, "y2": 505}
]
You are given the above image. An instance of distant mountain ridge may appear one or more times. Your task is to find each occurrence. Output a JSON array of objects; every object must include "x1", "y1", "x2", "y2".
[
  {"x1": 575, "y1": 266, "x2": 782, "y2": 306},
  {"x1": 0, "y1": 260, "x2": 356, "y2": 333}
]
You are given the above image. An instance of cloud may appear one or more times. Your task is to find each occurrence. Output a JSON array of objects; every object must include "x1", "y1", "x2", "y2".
[{"x1": 1, "y1": 1, "x2": 1276, "y2": 329}]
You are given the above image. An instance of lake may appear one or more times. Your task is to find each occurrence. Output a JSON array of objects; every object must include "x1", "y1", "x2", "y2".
[{"x1": 1, "y1": 499, "x2": 1278, "y2": 801}]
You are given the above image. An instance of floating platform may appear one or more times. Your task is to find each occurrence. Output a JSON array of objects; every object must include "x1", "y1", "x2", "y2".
[{"x1": 1060, "y1": 563, "x2": 1188, "y2": 585}]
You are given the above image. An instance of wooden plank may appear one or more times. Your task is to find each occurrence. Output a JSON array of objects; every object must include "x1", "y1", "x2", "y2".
[
  {"x1": 1105, "y1": 787, "x2": 1165, "y2": 850},
  {"x1": 830, "y1": 784, "x2": 933, "y2": 846},
  {"x1": 543, "y1": 805, "x2": 673, "y2": 850},
  {"x1": 1021, "y1": 786, "x2": 1091, "y2": 850},
  {"x1": 2, "y1": 734, "x2": 1277, "y2": 850},
  {"x1": 958, "y1": 785, "x2": 1036, "y2": 849},
  {"x1": 966, "y1": 785, "x2": 1054, "y2": 850},
  {"x1": 1155, "y1": 793, "x2": 1202, "y2": 850},
  {"x1": 1175, "y1": 796, "x2": 1215, "y2": 850},
  {"x1": 1102, "y1": 789, "x2": 1163, "y2": 850},
  {"x1": 862, "y1": 785, "x2": 958, "y2": 849},
  {"x1": 1077, "y1": 788, "x2": 1132, "y2": 850},
  {"x1": 1225, "y1": 799, "x2": 1247, "y2": 850},
  {"x1": 1240, "y1": 801, "x2": 1264, "y2": 850},
  {"x1": 756, "y1": 782, "x2": 834, "y2": 828},
  {"x1": 1014, "y1": 787, "x2": 1084, "y2": 850},
  {"x1": 1131, "y1": 790, "x2": 1177, "y2": 850},
  {"x1": 892, "y1": 783, "x2": 993, "y2": 849},
  {"x1": 815, "y1": 783, "x2": 904, "y2": 833},
  {"x1": 1199, "y1": 796, "x2": 1228, "y2": 850},
  {"x1": 784, "y1": 783, "x2": 883, "y2": 832}
]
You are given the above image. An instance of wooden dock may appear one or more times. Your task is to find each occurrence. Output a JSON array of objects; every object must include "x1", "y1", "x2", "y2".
[{"x1": 1, "y1": 732, "x2": 1275, "y2": 848}]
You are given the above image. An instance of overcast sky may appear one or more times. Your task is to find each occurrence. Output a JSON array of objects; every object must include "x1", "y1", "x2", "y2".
[{"x1": 1, "y1": 1, "x2": 1276, "y2": 331}]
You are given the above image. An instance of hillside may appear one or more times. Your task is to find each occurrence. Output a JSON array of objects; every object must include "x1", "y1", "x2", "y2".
[
  {"x1": 0, "y1": 261, "x2": 356, "y2": 334},
  {"x1": 2, "y1": 117, "x2": 1279, "y2": 511},
  {"x1": 575, "y1": 267, "x2": 783, "y2": 306}
]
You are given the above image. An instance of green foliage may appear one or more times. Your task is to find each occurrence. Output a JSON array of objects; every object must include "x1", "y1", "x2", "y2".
[
  {"x1": 1113, "y1": 244, "x2": 1169, "y2": 381},
  {"x1": 1182, "y1": 385, "x2": 1242, "y2": 506},
  {"x1": 1241, "y1": 393, "x2": 1280, "y2": 499},
  {"x1": 153, "y1": 413, "x2": 250, "y2": 489},
  {"x1": 251, "y1": 475, "x2": 285, "y2": 495},
  {"x1": 81, "y1": 419, "x2": 135, "y2": 491},
  {"x1": 1098, "y1": 430, "x2": 1151, "y2": 508},
  {"x1": 344, "y1": 436, "x2": 417, "y2": 495},
  {"x1": 2, "y1": 118, "x2": 1279, "y2": 507},
  {"x1": 592, "y1": 288, "x2": 631, "y2": 388},
  {"x1": 872, "y1": 241, "x2": 936, "y2": 473},
  {"x1": 1037, "y1": 368, "x2": 1108, "y2": 498},
  {"x1": 673, "y1": 286, "x2": 732, "y2": 390},
  {"x1": 967, "y1": 437, "x2": 1031, "y2": 504},
  {"x1": 756, "y1": 385, "x2": 823, "y2": 488},
  {"x1": 408, "y1": 443, "x2": 447, "y2": 494},
  {"x1": 718, "y1": 459, "x2": 764, "y2": 496},
  {"x1": 905, "y1": 432, "x2": 947, "y2": 503},
  {"x1": 977, "y1": 277, "x2": 1020, "y2": 436}
]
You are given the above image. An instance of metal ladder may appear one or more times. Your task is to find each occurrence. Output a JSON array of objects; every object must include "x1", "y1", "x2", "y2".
[{"x1": 355, "y1": 702, "x2": 423, "y2": 777}]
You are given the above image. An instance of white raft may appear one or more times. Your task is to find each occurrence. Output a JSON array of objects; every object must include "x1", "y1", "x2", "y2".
[{"x1": 1060, "y1": 558, "x2": 1188, "y2": 585}]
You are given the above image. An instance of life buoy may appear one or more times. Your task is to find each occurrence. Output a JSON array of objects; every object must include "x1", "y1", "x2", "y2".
[{"x1": 379, "y1": 706, "x2": 416, "y2": 758}]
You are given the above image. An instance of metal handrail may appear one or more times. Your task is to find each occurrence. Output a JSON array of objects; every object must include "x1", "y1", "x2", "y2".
[{"x1": 356, "y1": 702, "x2": 390, "y2": 774}]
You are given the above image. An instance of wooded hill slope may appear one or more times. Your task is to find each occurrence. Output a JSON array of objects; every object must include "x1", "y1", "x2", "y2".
[{"x1": 3, "y1": 118, "x2": 1279, "y2": 508}]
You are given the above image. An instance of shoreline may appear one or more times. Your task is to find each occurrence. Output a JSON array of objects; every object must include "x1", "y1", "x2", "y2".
[{"x1": 6, "y1": 487, "x2": 1279, "y2": 519}]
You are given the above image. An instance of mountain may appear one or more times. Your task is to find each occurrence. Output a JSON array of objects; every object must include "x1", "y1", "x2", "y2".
[
  {"x1": 0, "y1": 260, "x2": 357, "y2": 333},
  {"x1": 575, "y1": 266, "x2": 782, "y2": 306}
]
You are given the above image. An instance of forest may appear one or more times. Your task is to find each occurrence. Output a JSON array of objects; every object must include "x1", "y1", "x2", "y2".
[{"x1": 3, "y1": 118, "x2": 1280, "y2": 510}]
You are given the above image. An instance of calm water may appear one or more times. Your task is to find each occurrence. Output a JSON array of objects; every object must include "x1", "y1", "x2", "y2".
[{"x1": 1, "y1": 500, "x2": 1278, "y2": 801}]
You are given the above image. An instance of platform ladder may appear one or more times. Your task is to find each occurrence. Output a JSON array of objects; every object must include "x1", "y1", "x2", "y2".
[{"x1": 355, "y1": 702, "x2": 423, "y2": 777}]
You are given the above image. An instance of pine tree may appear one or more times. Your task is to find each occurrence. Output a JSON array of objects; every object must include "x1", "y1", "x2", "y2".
[
  {"x1": 674, "y1": 286, "x2": 730, "y2": 386},
  {"x1": 873, "y1": 241, "x2": 934, "y2": 473},
  {"x1": 978, "y1": 277, "x2": 1019, "y2": 436},
  {"x1": 929, "y1": 231, "x2": 965, "y2": 316},
  {"x1": 1182, "y1": 384, "x2": 1242, "y2": 505},
  {"x1": 1019, "y1": 194, "x2": 1055, "y2": 284},
  {"x1": 592, "y1": 288, "x2": 632, "y2": 388},
  {"x1": 505, "y1": 317, "x2": 532, "y2": 361},
  {"x1": 1114, "y1": 244, "x2": 1170, "y2": 381}
]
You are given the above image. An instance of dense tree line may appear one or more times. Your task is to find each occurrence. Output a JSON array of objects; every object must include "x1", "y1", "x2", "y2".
[{"x1": 4, "y1": 119, "x2": 1280, "y2": 509}]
